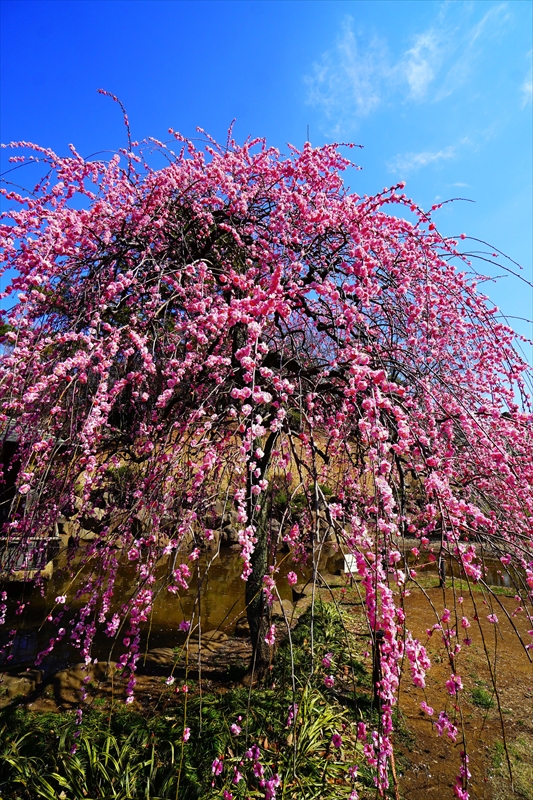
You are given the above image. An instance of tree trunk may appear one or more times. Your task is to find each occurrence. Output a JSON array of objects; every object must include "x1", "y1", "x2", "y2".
[
  {"x1": 244, "y1": 430, "x2": 279, "y2": 683},
  {"x1": 245, "y1": 517, "x2": 272, "y2": 682}
]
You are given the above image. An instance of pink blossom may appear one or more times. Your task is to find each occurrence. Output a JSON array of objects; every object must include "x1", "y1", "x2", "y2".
[
  {"x1": 454, "y1": 787, "x2": 469, "y2": 800},
  {"x1": 322, "y1": 652, "x2": 333, "y2": 668},
  {"x1": 287, "y1": 571, "x2": 298, "y2": 586},
  {"x1": 264, "y1": 774, "x2": 281, "y2": 800},
  {"x1": 446, "y1": 674, "x2": 463, "y2": 695},
  {"x1": 435, "y1": 711, "x2": 458, "y2": 742},
  {"x1": 183, "y1": 727, "x2": 190, "y2": 742},
  {"x1": 324, "y1": 674, "x2": 335, "y2": 688},
  {"x1": 245, "y1": 744, "x2": 260, "y2": 760},
  {"x1": 211, "y1": 757, "x2": 223, "y2": 776},
  {"x1": 332, "y1": 733, "x2": 343, "y2": 748},
  {"x1": 264, "y1": 624, "x2": 276, "y2": 646},
  {"x1": 286, "y1": 702, "x2": 298, "y2": 727}
]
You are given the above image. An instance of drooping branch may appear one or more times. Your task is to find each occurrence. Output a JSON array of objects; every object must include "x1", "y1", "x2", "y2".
[{"x1": 1, "y1": 131, "x2": 532, "y2": 798}]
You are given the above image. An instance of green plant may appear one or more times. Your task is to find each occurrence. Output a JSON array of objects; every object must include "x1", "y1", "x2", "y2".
[
  {"x1": 490, "y1": 736, "x2": 533, "y2": 800},
  {"x1": 492, "y1": 740, "x2": 505, "y2": 770},
  {"x1": 0, "y1": 605, "x2": 379, "y2": 800},
  {"x1": 471, "y1": 685, "x2": 494, "y2": 709}
]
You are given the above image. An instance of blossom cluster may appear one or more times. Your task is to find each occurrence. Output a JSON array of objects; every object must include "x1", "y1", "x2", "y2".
[{"x1": 1, "y1": 126, "x2": 532, "y2": 799}]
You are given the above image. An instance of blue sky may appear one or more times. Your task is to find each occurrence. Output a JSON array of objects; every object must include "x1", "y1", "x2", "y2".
[{"x1": 1, "y1": 0, "x2": 532, "y2": 358}]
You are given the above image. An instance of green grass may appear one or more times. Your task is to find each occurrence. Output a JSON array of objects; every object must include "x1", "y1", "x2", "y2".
[
  {"x1": 471, "y1": 685, "x2": 495, "y2": 709},
  {"x1": 492, "y1": 740, "x2": 505, "y2": 770},
  {"x1": 0, "y1": 600, "x2": 384, "y2": 800},
  {"x1": 490, "y1": 737, "x2": 533, "y2": 800},
  {"x1": 411, "y1": 573, "x2": 516, "y2": 596}
]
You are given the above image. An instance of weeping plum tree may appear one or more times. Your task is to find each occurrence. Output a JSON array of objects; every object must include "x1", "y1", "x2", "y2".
[{"x1": 1, "y1": 109, "x2": 533, "y2": 798}]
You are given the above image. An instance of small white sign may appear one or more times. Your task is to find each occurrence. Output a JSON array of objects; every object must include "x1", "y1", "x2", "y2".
[{"x1": 344, "y1": 554, "x2": 357, "y2": 574}]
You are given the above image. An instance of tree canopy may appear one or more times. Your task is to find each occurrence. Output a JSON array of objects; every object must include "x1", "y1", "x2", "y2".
[{"x1": 1, "y1": 119, "x2": 532, "y2": 799}]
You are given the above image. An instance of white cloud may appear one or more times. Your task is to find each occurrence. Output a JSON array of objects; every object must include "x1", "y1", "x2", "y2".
[
  {"x1": 521, "y1": 77, "x2": 533, "y2": 107},
  {"x1": 305, "y1": 3, "x2": 516, "y2": 133},
  {"x1": 305, "y1": 18, "x2": 390, "y2": 133},
  {"x1": 433, "y1": 2, "x2": 512, "y2": 100},
  {"x1": 387, "y1": 146, "x2": 456, "y2": 175},
  {"x1": 521, "y1": 51, "x2": 532, "y2": 107},
  {"x1": 402, "y1": 31, "x2": 441, "y2": 99},
  {"x1": 468, "y1": 2, "x2": 511, "y2": 46}
]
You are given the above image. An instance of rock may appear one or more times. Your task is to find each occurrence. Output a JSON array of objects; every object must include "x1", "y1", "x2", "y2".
[
  {"x1": 77, "y1": 528, "x2": 98, "y2": 541},
  {"x1": 292, "y1": 582, "x2": 314, "y2": 602},
  {"x1": 318, "y1": 571, "x2": 344, "y2": 588},
  {"x1": 141, "y1": 630, "x2": 251, "y2": 679},
  {"x1": 197, "y1": 630, "x2": 229, "y2": 648},
  {"x1": 320, "y1": 526, "x2": 335, "y2": 543},
  {"x1": 210, "y1": 529, "x2": 222, "y2": 546},
  {"x1": 53, "y1": 662, "x2": 117, "y2": 708},
  {"x1": 141, "y1": 648, "x2": 176, "y2": 669},
  {"x1": 220, "y1": 527, "x2": 240, "y2": 547},
  {"x1": 204, "y1": 509, "x2": 223, "y2": 530},
  {"x1": 271, "y1": 598, "x2": 294, "y2": 620},
  {"x1": 222, "y1": 508, "x2": 240, "y2": 528},
  {"x1": 214, "y1": 499, "x2": 230, "y2": 519},
  {"x1": 142, "y1": 630, "x2": 231, "y2": 673},
  {"x1": 235, "y1": 617, "x2": 251, "y2": 638},
  {"x1": 0, "y1": 669, "x2": 42, "y2": 707},
  {"x1": 201, "y1": 529, "x2": 220, "y2": 549}
]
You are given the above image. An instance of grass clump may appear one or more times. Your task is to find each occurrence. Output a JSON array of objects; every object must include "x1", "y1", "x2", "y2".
[
  {"x1": 0, "y1": 600, "x2": 380, "y2": 799},
  {"x1": 470, "y1": 685, "x2": 495, "y2": 709}
]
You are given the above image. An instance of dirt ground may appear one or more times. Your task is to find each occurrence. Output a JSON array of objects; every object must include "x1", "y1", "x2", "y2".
[{"x1": 395, "y1": 585, "x2": 533, "y2": 800}]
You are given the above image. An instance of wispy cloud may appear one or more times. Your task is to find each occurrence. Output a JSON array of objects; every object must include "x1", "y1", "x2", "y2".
[
  {"x1": 304, "y1": 18, "x2": 390, "y2": 133},
  {"x1": 305, "y1": 2, "x2": 514, "y2": 134},
  {"x1": 521, "y1": 51, "x2": 532, "y2": 107},
  {"x1": 468, "y1": 2, "x2": 511, "y2": 46},
  {"x1": 433, "y1": 2, "x2": 512, "y2": 100},
  {"x1": 387, "y1": 146, "x2": 456, "y2": 176},
  {"x1": 522, "y1": 76, "x2": 533, "y2": 107},
  {"x1": 401, "y1": 31, "x2": 441, "y2": 100}
]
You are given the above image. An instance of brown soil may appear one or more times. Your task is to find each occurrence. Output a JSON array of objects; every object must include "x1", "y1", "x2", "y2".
[{"x1": 395, "y1": 586, "x2": 533, "y2": 800}]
